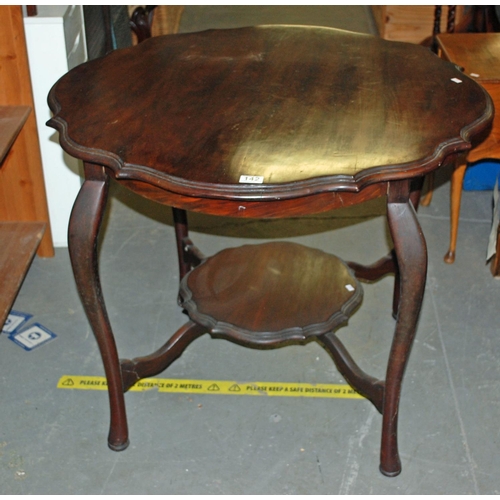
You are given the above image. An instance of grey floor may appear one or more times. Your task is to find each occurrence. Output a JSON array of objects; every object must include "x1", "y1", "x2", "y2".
[{"x1": 2, "y1": 6, "x2": 500, "y2": 495}]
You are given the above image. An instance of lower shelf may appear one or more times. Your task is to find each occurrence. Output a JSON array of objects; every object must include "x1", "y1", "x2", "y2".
[{"x1": 178, "y1": 241, "x2": 363, "y2": 345}]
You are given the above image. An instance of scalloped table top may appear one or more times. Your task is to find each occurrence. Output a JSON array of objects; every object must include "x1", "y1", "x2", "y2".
[{"x1": 48, "y1": 25, "x2": 492, "y2": 199}]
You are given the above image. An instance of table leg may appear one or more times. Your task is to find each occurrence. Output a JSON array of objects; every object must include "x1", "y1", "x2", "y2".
[
  {"x1": 491, "y1": 224, "x2": 500, "y2": 277},
  {"x1": 319, "y1": 333, "x2": 385, "y2": 413},
  {"x1": 381, "y1": 180, "x2": 427, "y2": 477},
  {"x1": 347, "y1": 251, "x2": 399, "y2": 320},
  {"x1": 68, "y1": 163, "x2": 129, "y2": 451},
  {"x1": 121, "y1": 321, "x2": 207, "y2": 392},
  {"x1": 420, "y1": 173, "x2": 434, "y2": 207},
  {"x1": 172, "y1": 208, "x2": 205, "y2": 281},
  {"x1": 347, "y1": 177, "x2": 423, "y2": 320}
]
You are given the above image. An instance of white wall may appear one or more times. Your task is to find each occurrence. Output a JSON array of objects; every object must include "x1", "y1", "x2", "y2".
[{"x1": 24, "y1": 6, "x2": 87, "y2": 247}]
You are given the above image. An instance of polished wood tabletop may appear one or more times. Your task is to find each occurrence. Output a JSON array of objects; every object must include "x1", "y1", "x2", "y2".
[{"x1": 48, "y1": 26, "x2": 492, "y2": 203}]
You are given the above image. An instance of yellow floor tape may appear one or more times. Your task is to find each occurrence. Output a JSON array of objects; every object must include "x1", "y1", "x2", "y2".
[{"x1": 57, "y1": 375, "x2": 364, "y2": 400}]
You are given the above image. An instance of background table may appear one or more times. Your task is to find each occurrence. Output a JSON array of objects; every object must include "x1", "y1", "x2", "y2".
[{"x1": 436, "y1": 33, "x2": 500, "y2": 272}]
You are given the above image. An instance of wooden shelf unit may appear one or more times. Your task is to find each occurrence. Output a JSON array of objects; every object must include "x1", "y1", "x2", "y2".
[
  {"x1": 0, "y1": 105, "x2": 46, "y2": 328},
  {"x1": 0, "y1": 5, "x2": 53, "y2": 258},
  {"x1": 0, "y1": 5, "x2": 54, "y2": 329},
  {"x1": 0, "y1": 220, "x2": 45, "y2": 329}
]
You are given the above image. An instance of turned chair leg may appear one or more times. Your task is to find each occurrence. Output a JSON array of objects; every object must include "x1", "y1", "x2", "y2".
[
  {"x1": 420, "y1": 172, "x2": 434, "y2": 207},
  {"x1": 444, "y1": 159, "x2": 467, "y2": 264}
]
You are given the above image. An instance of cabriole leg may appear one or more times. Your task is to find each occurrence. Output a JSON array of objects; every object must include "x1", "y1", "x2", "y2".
[
  {"x1": 68, "y1": 163, "x2": 129, "y2": 451},
  {"x1": 380, "y1": 180, "x2": 427, "y2": 476}
]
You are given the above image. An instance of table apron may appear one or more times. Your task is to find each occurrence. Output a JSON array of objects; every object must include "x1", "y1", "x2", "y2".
[{"x1": 117, "y1": 178, "x2": 389, "y2": 218}]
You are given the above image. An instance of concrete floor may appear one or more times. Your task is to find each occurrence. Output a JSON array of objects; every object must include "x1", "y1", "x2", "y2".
[{"x1": 2, "y1": 6, "x2": 500, "y2": 495}]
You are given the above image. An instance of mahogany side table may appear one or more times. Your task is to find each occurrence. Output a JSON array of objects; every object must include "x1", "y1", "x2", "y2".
[
  {"x1": 47, "y1": 26, "x2": 492, "y2": 477},
  {"x1": 436, "y1": 33, "x2": 500, "y2": 267}
]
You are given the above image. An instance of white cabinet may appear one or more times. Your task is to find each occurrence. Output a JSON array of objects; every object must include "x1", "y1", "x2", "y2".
[{"x1": 24, "y1": 6, "x2": 87, "y2": 247}]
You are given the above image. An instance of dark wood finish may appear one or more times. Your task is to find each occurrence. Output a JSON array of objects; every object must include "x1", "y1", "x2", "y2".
[
  {"x1": 381, "y1": 179, "x2": 427, "y2": 476},
  {"x1": 121, "y1": 321, "x2": 206, "y2": 392},
  {"x1": 179, "y1": 242, "x2": 362, "y2": 345},
  {"x1": 454, "y1": 6, "x2": 500, "y2": 34},
  {"x1": 433, "y1": 6, "x2": 442, "y2": 36},
  {"x1": 436, "y1": 33, "x2": 500, "y2": 265},
  {"x1": 101, "y1": 6, "x2": 114, "y2": 54},
  {"x1": 172, "y1": 207, "x2": 206, "y2": 281},
  {"x1": 319, "y1": 332, "x2": 385, "y2": 413},
  {"x1": 347, "y1": 252, "x2": 396, "y2": 283},
  {"x1": 0, "y1": 106, "x2": 30, "y2": 165},
  {"x1": 491, "y1": 224, "x2": 500, "y2": 277},
  {"x1": 447, "y1": 6, "x2": 457, "y2": 34},
  {"x1": 129, "y1": 5, "x2": 157, "y2": 44},
  {"x1": 0, "y1": 221, "x2": 45, "y2": 329},
  {"x1": 0, "y1": 6, "x2": 53, "y2": 257},
  {"x1": 347, "y1": 250, "x2": 400, "y2": 319},
  {"x1": 172, "y1": 207, "x2": 191, "y2": 280},
  {"x1": 128, "y1": 5, "x2": 183, "y2": 44},
  {"x1": 425, "y1": 5, "x2": 499, "y2": 52},
  {"x1": 48, "y1": 26, "x2": 491, "y2": 200},
  {"x1": 426, "y1": 6, "x2": 458, "y2": 52},
  {"x1": 47, "y1": 26, "x2": 492, "y2": 476},
  {"x1": 68, "y1": 162, "x2": 128, "y2": 451},
  {"x1": 121, "y1": 179, "x2": 388, "y2": 219},
  {"x1": 420, "y1": 5, "x2": 456, "y2": 203}
]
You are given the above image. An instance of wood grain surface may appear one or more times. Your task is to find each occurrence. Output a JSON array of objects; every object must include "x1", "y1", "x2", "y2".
[
  {"x1": 179, "y1": 241, "x2": 362, "y2": 343},
  {"x1": 0, "y1": 221, "x2": 45, "y2": 328},
  {"x1": 0, "y1": 106, "x2": 30, "y2": 164},
  {"x1": 48, "y1": 26, "x2": 492, "y2": 200}
]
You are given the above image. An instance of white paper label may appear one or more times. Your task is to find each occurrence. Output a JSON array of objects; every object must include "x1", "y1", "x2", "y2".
[{"x1": 239, "y1": 175, "x2": 264, "y2": 184}]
